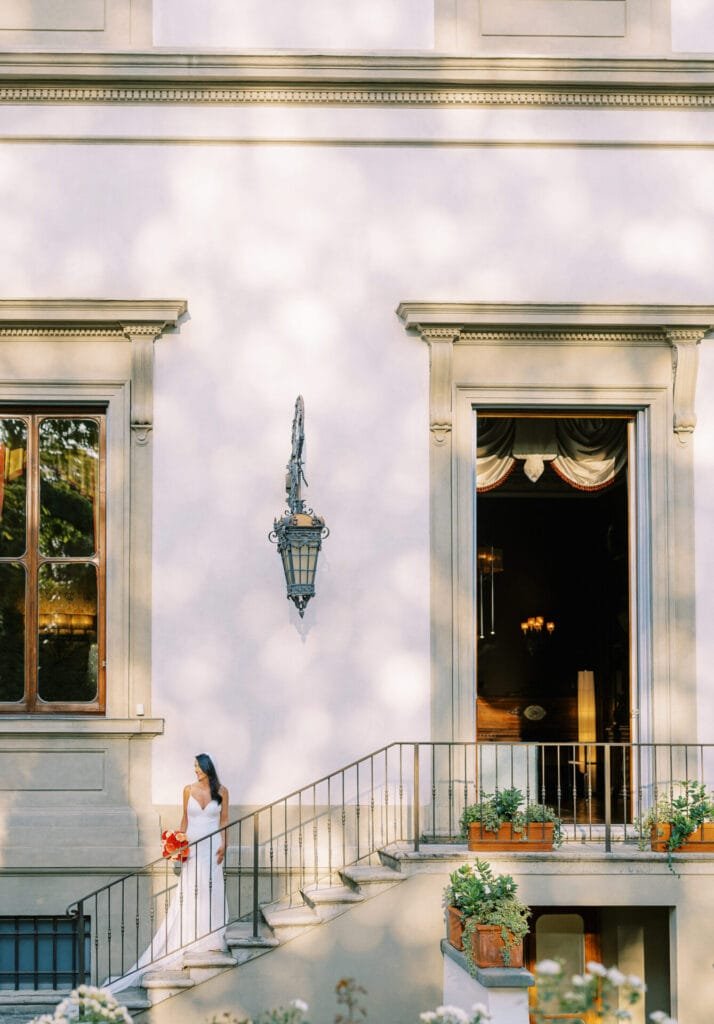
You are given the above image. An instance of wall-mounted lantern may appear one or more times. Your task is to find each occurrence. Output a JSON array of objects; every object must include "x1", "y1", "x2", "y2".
[{"x1": 269, "y1": 396, "x2": 329, "y2": 617}]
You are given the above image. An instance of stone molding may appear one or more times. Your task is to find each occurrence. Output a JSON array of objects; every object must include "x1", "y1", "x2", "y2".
[
  {"x1": 0, "y1": 299, "x2": 187, "y2": 445},
  {"x1": 0, "y1": 298, "x2": 186, "y2": 326},
  {"x1": 398, "y1": 304, "x2": 714, "y2": 441},
  {"x1": 397, "y1": 301, "x2": 714, "y2": 331},
  {"x1": 0, "y1": 717, "x2": 164, "y2": 735},
  {"x1": 2, "y1": 82, "x2": 714, "y2": 111},
  {"x1": 1, "y1": 54, "x2": 714, "y2": 110}
]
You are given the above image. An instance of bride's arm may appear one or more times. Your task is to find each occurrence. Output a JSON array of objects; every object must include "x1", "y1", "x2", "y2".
[
  {"x1": 179, "y1": 784, "x2": 190, "y2": 834},
  {"x1": 216, "y1": 786, "x2": 229, "y2": 865}
]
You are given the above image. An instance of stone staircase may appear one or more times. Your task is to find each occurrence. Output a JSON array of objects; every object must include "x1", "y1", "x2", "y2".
[{"x1": 118, "y1": 858, "x2": 406, "y2": 1019}]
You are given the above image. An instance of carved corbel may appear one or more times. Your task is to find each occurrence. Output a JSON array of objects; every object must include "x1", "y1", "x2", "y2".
[
  {"x1": 122, "y1": 324, "x2": 165, "y2": 446},
  {"x1": 420, "y1": 327, "x2": 460, "y2": 445},
  {"x1": 666, "y1": 328, "x2": 708, "y2": 442}
]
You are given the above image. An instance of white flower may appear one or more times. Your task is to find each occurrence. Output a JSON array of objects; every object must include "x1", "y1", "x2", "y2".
[
  {"x1": 649, "y1": 1014, "x2": 666, "y2": 1023},
  {"x1": 290, "y1": 1000, "x2": 308, "y2": 1014},
  {"x1": 435, "y1": 1006, "x2": 469, "y2": 1024},
  {"x1": 535, "y1": 959, "x2": 562, "y2": 976},
  {"x1": 419, "y1": 1013, "x2": 437, "y2": 1023},
  {"x1": 571, "y1": 975, "x2": 586, "y2": 987},
  {"x1": 586, "y1": 961, "x2": 608, "y2": 977},
  {"x1": 607, "y1": 967, "x2": 627, "y2": 986},
  {"x1": 470, "y1": 1004, "x2": 491, "y2": 1021}
]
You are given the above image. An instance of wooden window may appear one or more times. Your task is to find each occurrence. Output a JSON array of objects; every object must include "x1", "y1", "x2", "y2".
[
  {"x1": 0, "y1": 410, "x2": 105, "y2": 713},
  {"x1": 526, "y1": 908, "x2": 602, "y2": 1023}
]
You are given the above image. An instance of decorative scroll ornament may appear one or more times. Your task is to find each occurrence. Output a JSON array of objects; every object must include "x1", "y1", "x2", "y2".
[
  {"x1": 269, "y1": 396, "x2": 329, "y2": 618},
  {"x1": 667, "y1": 328, "x2": 707, "y2": 442}
]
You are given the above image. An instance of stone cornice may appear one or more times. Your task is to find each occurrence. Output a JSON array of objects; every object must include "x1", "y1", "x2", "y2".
[
  {"x1": 396, "y1": 302, "x2": 714, "y2": 334},
  {"x1": 0, "y1": 298, "x2": 187, "y2": 336},
  {"x1": 2, "y1": 53, "x2": 714, "y2": 109}
]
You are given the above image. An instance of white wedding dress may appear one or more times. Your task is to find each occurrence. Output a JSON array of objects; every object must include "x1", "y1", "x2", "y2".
[{"x1": 108, "y1": 796, "x2": 228, "y2": 992}]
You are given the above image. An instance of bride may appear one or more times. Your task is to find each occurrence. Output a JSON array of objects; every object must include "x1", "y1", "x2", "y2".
[{"x1": 109, "y1": 753, "x2": 229, "y2": 992}]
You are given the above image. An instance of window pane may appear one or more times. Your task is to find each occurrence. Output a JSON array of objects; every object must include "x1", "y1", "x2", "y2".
[
  {"x1": 0, "y1": 418, "x2": 27, "y2": 557},
  {"x1": 39, "y1": 418, "x2": 99, "y2": 558},
  {"x1": 38, "y1": 563, "x2": 98, "y2": 703},
  {"x1": 0, "y1": 563, "x2": 25, "y2": 702},
  {"x1": 536, "y1": 914, "x2": 585, "y2": 976}
]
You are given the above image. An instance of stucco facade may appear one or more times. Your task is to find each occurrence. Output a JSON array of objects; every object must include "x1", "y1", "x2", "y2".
[{"x1": 1, "y1": 1, "x2": 714, "y2": 1021}]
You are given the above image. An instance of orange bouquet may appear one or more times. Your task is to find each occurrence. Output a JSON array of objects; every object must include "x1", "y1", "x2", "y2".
[{"x1": 161, "y1": 829, "x2": 189, "y2": 862}]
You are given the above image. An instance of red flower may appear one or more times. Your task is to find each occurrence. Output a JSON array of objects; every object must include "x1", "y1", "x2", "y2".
[{"x1": 161, "y1": 829, "x2": 190, "y2": 861}]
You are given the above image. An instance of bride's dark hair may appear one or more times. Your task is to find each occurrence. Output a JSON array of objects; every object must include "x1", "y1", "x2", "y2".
[{"x1": 195, "y1": 753, "x2": 222, "y2": 805}]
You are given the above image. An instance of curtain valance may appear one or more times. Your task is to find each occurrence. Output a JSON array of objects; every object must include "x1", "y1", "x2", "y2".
[{"x1": 476, "y1": 418, "x2": 626, "y2": 492}]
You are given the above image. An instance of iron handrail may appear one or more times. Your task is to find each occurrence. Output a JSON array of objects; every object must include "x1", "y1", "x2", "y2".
[{"x1": 66, "y1": 740, "x2": 714, "y2": 988}]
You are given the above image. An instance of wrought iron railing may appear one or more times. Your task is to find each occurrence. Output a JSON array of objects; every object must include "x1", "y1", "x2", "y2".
[{"x1": 66, "y1": 741, "x2": 714, "y2": 989}]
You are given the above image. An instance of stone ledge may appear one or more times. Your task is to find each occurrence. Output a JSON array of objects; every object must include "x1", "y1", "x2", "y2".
[
  {"x1": 0, "y1": 717, "x2": 164, "y2": 736},
  {"x1": 441, "y1": 939, "x2": 535, "y2": 987}
]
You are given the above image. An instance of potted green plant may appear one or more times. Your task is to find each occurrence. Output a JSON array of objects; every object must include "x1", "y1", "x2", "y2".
[
  {"x1": 443, "y1": 860, "x2": 530, "y2": 969},
  {"x1": 459, "y1": 788, "x2": 563, "y2": 851},
  {"x1": 638, "y1": 780, "x2": 714, "y2": 866}
]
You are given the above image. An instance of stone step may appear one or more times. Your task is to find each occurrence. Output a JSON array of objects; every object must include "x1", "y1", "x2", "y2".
[
  {"x1": 300, "y1": 885, "x2": 366, "y2": 921},
  {"x1": 301, "y1": 885, "x2": 365, "y2": 908},
  {"x1": 182, "y1": 951, "x2": 237, "y2": 969},
  {"x1": 224, "y1": 924, "x2": 281, "y2": 963},
  {"x1": 141, "y1": 969, "x2": 196, "y2": 990},
  {"x1": 113, "y1": 987, "x2": 152, "y2": 1012},
  {"x1": 261, "y1": 905, "x2": 321, "y2": 930},
  {"x1": 340, "y1": 864, "x2": 405, "y2": 891},
  {"x1": 224, "y1": 924, "x2": 280, "y2": 949}
]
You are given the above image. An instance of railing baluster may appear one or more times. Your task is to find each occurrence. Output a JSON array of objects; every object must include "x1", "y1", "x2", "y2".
[
  {"x1": 399, "y1": 745, "x2": 404, "y2": 841},
  {"x1": 448, "y1": 744, "x2": 454, "y2": 839},
  {"x1": 604, "y1": 744, "x2": 612, "y2": 853},
  {"x1": 327, "y1": 777, "x2": 333, "y2": 884},
  {"x1": 341, "y1": 772, "x2": 347, "y2": 869},
  {"x1": 370, "y1": 757, "x2": 375, "y2": 863},
  {"x1": 252, "y1": 813, "x2": 260, "y2": 939},
  {"x1": 76, "y1": 901, "x2": 85, "y2": 989},
  {"x1": 431, "y1": 743, "x2": 436, "y2": 841},
  {"x1": 413, "y1": 743, "x2": 420, "y2": 852},
  {"x1": 312, "y1": 783, "x2": 318, "y2": 888},
  {"x1": 383, "y1": 748, "x2": 389, "y2": 849}
]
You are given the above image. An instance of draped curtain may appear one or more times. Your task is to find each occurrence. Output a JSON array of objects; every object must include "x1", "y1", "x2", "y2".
[{"x1": 476, "y1": 418, "x2": 627, "y2": 492}]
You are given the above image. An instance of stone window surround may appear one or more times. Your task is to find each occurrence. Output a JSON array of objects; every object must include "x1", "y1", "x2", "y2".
[
  {"x1": 396, "y1": 302, "x2": 714, "y2": 745},
  {"x1": 0, "y1": 299, "x2": 186, "y2": 738}
]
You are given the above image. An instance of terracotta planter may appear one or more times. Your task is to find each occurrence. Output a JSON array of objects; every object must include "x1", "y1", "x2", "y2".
[
  {"x1": 446, "y1": 908, "x2": 524, "y2": 967},
  {"x1": 447, "y1": 905, "x2": 465, "y2": 950},
  {"x1": 468, "y1": 821, "x2": 555, "y2": 852},
  {"x1": 469, "y1": 923, "x2": 525, "y2": 968},
  {"x1": 650, "y1": 822, "x2": 714, "y2": 853}
]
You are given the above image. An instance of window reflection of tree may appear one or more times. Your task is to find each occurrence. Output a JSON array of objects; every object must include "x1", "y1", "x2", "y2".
[
  {"x1": 0, "y1": 414, "x2": 103, "y2": 711},
  {"x1": 0, "y1": 418, "x2": 27, "y2": 557},
  {"x1": 39, "y1": 419, "x2": 98, "y2": 558}
]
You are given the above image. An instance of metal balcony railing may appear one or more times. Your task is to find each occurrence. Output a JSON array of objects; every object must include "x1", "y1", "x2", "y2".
[{"x1": 66, "y1": 741, "x2": 714, "y2": 989}]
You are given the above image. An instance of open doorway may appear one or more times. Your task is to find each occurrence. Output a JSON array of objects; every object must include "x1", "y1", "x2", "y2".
[{"x1": 475, "y1": 414, "x2": 631, "y2": 820}]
